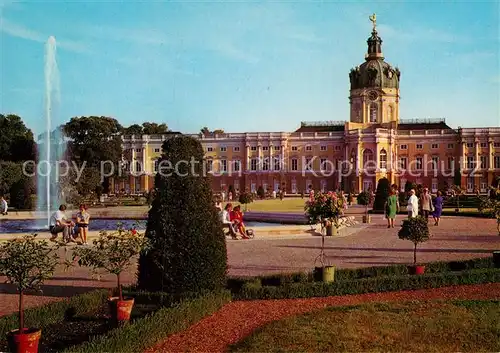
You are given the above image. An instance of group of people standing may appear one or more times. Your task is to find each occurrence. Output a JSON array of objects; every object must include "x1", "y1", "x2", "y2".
[
  {"x1": 49, "y1": 204, "x2": 91, "y2": 244},
  {"x1": 385, "y1": 186, "x2": 443, "y2": 227}
]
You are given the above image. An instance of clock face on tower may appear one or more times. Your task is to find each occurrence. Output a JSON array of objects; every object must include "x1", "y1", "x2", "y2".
[{"x1": 368, "y1": 90, "x2": 379, "y2": 101}]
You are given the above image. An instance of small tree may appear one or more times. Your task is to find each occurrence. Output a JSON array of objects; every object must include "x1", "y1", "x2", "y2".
[
  {"x1": 70, "y1": 226, "x2": 150, "y2": 300},
  {"x1": 239, "y1": 191, "x2": 254, "y2": 211},
  {"x1": 478, "y1": 192, "x2": 500, "y2": 235},
  {"x1": 373, "y1": 178, "x2": 390, "y2": 211},
  {"x1": 357, "y1": 191, "x2": 370, "y2": 215},
  {"x1": 228, "y1": 184, "x2": 235, "y2": 197},
  {"x1": 257, "y1": 186, "x2": 265, "y2": 199},
  {"x1": 0, "y1": 235, "x2": 59, "y2": 333},
  {"x1": 137, "y1": 135, "x2": 227, "y2": 295},
  {"x1": 398, "y1": 216, "x2": 430, "y2": 265}
]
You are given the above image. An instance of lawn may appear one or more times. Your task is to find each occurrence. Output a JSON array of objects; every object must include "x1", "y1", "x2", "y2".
[
  {"x1": 229, "y1": 300, "x2": 500, "y2": 352},
  {"x1": 233, "y1": 197, "x2": 308, "y2": 213}
]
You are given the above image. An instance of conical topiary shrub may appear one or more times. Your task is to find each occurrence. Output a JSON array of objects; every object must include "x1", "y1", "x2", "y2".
[
  {"x1": 137, "y1": 135, "x2": 227, "y2": 295},
  {"x1": 373, "y1": 177, "x2": 390, "y2": 211}
]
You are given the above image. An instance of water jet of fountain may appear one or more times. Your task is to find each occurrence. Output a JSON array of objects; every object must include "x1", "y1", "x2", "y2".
[{"x1": 37, "y1": 36, "x2": 65, "y2": 226}]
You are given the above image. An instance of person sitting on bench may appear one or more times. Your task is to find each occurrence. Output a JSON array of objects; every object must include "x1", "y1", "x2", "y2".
[
  {"x1": 220, "y1": 203, "x2": 238, "y2": 239},
  {"x1": 49, "y1": 204, "x2": 75, "y2": 243},
  {"x1": 231, "y1": 205, "x2": 249, "y2": 239}
]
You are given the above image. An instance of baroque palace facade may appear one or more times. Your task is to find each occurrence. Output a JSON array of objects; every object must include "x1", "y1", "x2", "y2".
[{"x1": 115, "y1": 16, "x2": 500, "y2": 195}]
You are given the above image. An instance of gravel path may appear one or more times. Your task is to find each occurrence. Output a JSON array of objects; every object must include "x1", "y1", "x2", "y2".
[{"x1": 147, "y1": 283, "x2": 500, "y2": 353}]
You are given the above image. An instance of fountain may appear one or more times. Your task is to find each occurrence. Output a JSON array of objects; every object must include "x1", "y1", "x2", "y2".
[{"x1": 36, "y1": 36, "x2": 65, "y2": 226}]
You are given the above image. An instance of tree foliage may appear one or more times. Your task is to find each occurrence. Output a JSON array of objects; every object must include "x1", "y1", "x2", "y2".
[
  {"x1": 137, "y1": 135, "x2": 227, "y2": 295},
  {"x1": 398, "y1": 216, "x2": 430, "y2": 264},
  {"x1": 63, "y1": 116, "x2": 123, "y2": 168},
  {"x1": 123, "y1": 122, "x2": 170, "y2": 135},
  {"x1": 373, "y1": 178, "x2": 391, "y2": 211},
  {"x1": 0, "y1": 114, "x2": 36, "y2": 162}
]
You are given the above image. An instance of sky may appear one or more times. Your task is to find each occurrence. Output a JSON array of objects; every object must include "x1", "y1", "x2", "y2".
[{"x1": 0, "y1": 1, "x2": 499, "y2": 136}]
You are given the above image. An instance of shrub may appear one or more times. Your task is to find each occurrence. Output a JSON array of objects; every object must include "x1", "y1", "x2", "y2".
[
  {"x1": 373, "y1": 178, "x2": 390, "y2": 211},
  {"x1": 398, "y1": 216, "x2": 430, "y2": 265},
  {"x1": 238, "y1": 191, "x2": 253, "y2": 211},
  {"x1": 357, "y1": 191, "x2": 369, "y2": 206},
  {"x1": 0, "y1": 235, "x2": 59, "y2": 332},
  {"x1": 137, "y1": 135, "x2": 227, "y2": 295},
  {"x1": 257, "y1": 186, "x2": 265, "y2": 199}
]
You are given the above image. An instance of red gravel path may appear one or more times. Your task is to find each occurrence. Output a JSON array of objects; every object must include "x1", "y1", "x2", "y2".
[{"x1": 148, "y1": 283, "x2": 500, "y2": 353}]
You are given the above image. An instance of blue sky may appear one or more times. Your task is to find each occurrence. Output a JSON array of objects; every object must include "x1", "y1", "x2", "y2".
[{"x1": 0, "y1": 1, "x2": 499, "y2": 135}]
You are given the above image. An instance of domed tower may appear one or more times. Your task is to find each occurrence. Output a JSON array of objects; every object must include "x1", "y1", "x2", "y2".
[{"x1": 349, "y1": 14, "x2": 401, "y2": 125}]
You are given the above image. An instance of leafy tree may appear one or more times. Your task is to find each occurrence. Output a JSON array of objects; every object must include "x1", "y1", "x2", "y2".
[
  {"x1": 0, "y1": 114, "x2": 36, "y2": 162},
  {"x1": 373, "y1": 178, "x2": 390, "y2": 211},
  {"x1": 10, "y1": 177, "x2": 36, "y2": 210},
  {"x1": 63, "y1": 116, "x2": 123, "y2": 169},
  {"x1": 238, "y1": 191, "x2": 253, "y2": 211},
  {"x1": 137, "y1": 135, "x2": 227, "y2": 295},
  {"x1": 123, "y1": 124, "x2": 143, "y2": 135},
  {"x1": 357, "y1": 191, "x2": 373, "y2": 215},
  {"x1": 0, "y1": 161, "x2": 23, "y2": 196},
  {"x1": 142, "y1": 122, "x2": 169, "y2": 135},
  {"x1": 257, "y1": 185, "x2": 265, "y2": 199},
  {"x1": 398, "y1": 216, "x2": 430, "y2": 265},
  {"x1": 453, "y1": 167, "x2": 461, "y2": 187},
  {"x1": 200, "y1": 127, "x2": 210, "y2": 135},
  {"x1": 60, "y1": 167, "x2": 102, "y2": 200}
]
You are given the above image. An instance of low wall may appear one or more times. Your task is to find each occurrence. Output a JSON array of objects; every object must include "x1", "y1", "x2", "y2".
[{"x1": 243, "y1": 212, "x2": 308, "y2": 225}]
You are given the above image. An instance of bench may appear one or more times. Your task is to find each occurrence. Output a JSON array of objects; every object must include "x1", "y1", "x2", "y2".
[{"x1": 1, "y1": 207, "x2": 18, "y2": 215}]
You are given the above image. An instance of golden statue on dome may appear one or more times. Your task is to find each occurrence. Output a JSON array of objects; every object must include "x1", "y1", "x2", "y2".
[{"x1": 369, "y1": 13, "x2": 377, "y2": 31}]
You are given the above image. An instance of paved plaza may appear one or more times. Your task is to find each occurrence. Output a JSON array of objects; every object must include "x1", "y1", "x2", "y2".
[{"x1": 0, "y1": 215, "x2": 499, "y2": 316}]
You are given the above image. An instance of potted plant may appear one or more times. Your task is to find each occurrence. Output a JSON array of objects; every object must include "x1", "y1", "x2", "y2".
[
  {"x1": 69, "y1": 225, "x2": 150, "y2": 325},
  {"x1": 0, "y1": 235, "x2": 59, "y2": 353},
  {"x1": 238, "y1": 191, "x2": 253, "y2": 212},
  {"x1": 305, "y1": 192, "x2": 344, "y2": 283},
  {"x1": 357, "y1": 191, "x2": 373, "y2": 223},
  {"x1": 398, "y1": 216, "x2": 430, "y2": 274}
]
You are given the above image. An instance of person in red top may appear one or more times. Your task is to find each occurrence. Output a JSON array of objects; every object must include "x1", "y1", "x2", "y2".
[{"x1": 231, "y1": 205, "x2": 249, "y2": 239}]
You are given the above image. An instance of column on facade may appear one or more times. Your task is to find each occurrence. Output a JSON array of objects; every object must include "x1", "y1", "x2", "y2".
[
  {"x1": 257, "y1": 143, "x2": 262, "y2": 171},
  {"x1": 356, "y1": 139, "x2": 361, "y2": 176},
  {"x1": 489, "y1": 140, "x2": 494, "y2": 169},
  {"x1": 142, "y1": 143, "x2": 149, "y2": 191},
  {"x1": 375, "y1": 139, "x2": 379, "y2": 171},
  {"x1": 246, "y1": 144, "x2": 250, "y2": 171},
  {"x1": 281, "y1": 144, "x2": 285, "y2": 172},
  {"x1": 269, "y1": 142, "x2": 273, "y2": 171},
  {"x1": 461, "y1": 142, "x2": 466, "y2": 171},
  {"x1": 475, "y1": 141, "x2": 479, "y2": 169}
]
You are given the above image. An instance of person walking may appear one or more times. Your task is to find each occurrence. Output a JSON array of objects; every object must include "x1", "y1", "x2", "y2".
[
  {"x1": 407, "y1": 189, "x2": 419, "y2": 218},
  {"x1": 432, "y1": 191, "x2": 444, "y2": 226},
  {"x1": 420, "y1": 187, "x2": 433, "y2": 221},
  {"x1": 385, "y1": 187, "x2": 399, "y2": 228}
]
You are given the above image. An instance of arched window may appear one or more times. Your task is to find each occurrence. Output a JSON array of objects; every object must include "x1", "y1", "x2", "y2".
[
  {"x1": 387, "y1": 105, "x2": 394, "y2": 121},
  {"x1": 363, "y1": 149, "x2": 374, "y2": 168},
  {"x1": 370, "y1": 103, "x2": 378, "y2": 122},
  {"x1": 379, "y1": 149, "x2": 387, "y2": 169}
]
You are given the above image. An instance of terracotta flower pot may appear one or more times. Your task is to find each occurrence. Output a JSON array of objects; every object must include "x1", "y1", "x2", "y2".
[
  {"x1": 313, "y1": 266, "x2": 335, "y2": 283},
  {"x1": 363, "y1": 215, "x2": 371, "y2": 224},
  {"x1": 7, "y1": 328, "x2": 41, "y2": 353},
  {"x1": 408, "y1": 265, "x2": 426, "y2": 275},
  {"x1": 108, "y1": 297, "x2": 134, "y2": 324}
]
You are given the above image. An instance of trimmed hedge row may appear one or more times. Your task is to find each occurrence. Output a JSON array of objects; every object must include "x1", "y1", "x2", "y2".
[
  {"x1": 234, "y1": 268, "x2": 500, "y2": 300},
  {"x1": 64, "y1": 290, "x2": 232, "y2": 353},
  {"x1": 0, "y1": 289, "x2": 108, "y2": 336},
  {"x1": 227, "y1": 257, "x2": 496, "y2": 291}
]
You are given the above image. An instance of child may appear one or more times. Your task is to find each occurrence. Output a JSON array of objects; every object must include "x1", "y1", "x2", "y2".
[{"x1": 76, "y1": 204, "x2": 90, "y2": 245}]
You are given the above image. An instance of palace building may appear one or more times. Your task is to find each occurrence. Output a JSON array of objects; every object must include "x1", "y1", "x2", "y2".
[{"x1": 115, "y1": 16, "x2": 500, "y2": 195}]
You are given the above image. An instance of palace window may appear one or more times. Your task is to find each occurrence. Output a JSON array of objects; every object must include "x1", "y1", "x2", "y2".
[
  {"x1": 135, "y1": 161, "x2": 142, "y2": 172},
  {"x1": 416, "y1": 157, "x2": 423, "y2": 170},
  {"x1": 206, "y1": 159, "x2": 213, "y2": 172},
  {"x1": 306, "y1": 145, "x2": 312, "y2": 151},
  {"x1": 135, "y1": 148, "x2": 142, "y2": 153},
  {"x1": 220, "y1": 147, "x2": 227, "y2": 152},
  {"x1": 320, "y1": 145, "x2": 327, "y2": 151},
  {"x1": 291, "y1": 158, "x2": 298, "y2": 171},
  {"x1": 274, "y1": 146, "x2": 281, "y2": 151},
  {"x1": 494, "y1": 142, "x2": 500, "y2": 148},
  {"x1": 221, "y1": 159, "x2": 227, "y2": 172},
  {"x1": 370, "y1": 103, "x2": 378, "y2": 122},
  {"x1": 447, "y1": 157, "x2": 454, "y2": 170},
  {"x1": 233, "y1": 146, "x2": 240, "y2": 152},
  {"x1": 305, "y1": 158, "x2": 312, "y2": 171},
  {"x1": 274, "y1": 157, "x2": 281, "y2": 171},
  {"x1": 207, "y1": 147, "x2": 213, "y2": 152},
  {"x1": 233, "y1": 160, "x2": 241, "y2": 172},
  {"x1": 291, "y1": 146, "x2": 298, "y2": 151},
  {"x1": 466, "y1": 143, "x2": 474, "y2": 148},
  {"x1": 379, "y1": 149, "x2": 387, "y2": 169},
  {"x1": 263, "y1": 158, "x2": 269, "y2": 171},
  {"x1": 467, "y1": 156, "x2": 474, "y2": 169},
  {"x1": 154, "y1": 148, "x2": 160, "y2": 153},
  {"x1": 431, "y1": 179, "x2": 438, "y2": 193},
  {"x1": 250, "y1": 146, "x2": 257, "y2": 151},
  {"x1": 262, "y1": 146, "x2": 269, "y2": 151},
  {"x1": 250, "y1": 159, "x2": 258, "y2": 171},
  {"x1": 320, "y1": 158, "x2": 327, "y2": 171},
  {"x1": 363, "y1": 149, "x2": 374, "y2": 168},
  {"x1": 480, "y1": 142, "x2": 487, "y2": 148},
  {"x1": 431, "y1": 156, "x2": 439, "y2": 170},
  {"x1": 416, "y1": 144, "x2": 423, "y2": 149},
  {"x1": 480, "y1": 156, "x2": 487, "y2": 169},
  {"x1": 447, "y1": 143, "x2": 454, "y2": 149},
  {"x1": 399, "y1": 157, "x2": 407, "y2": 170},
  {"x1": 400, "y1": 144, "x2": 408, "y2": 150},
  {"x1": 495, "y1": 156, "x2": 500, "y2": 169},
  {"x1": 154, "y1": 160, "x2": 159, "y2": 172},
  {"x1": 335, "y1": 145, "x2": 341, "y2": 151},
  {"x1": 431, "y1": 144, "x2": 439, "y2": 149},
  {"x1": 480, "y1": 180, "x2": 488, "y2": 192}
]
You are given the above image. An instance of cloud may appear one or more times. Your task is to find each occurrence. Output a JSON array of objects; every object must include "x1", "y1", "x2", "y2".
[{"x1": 0, "y1": 17, "x2": 89, "y2": 53}]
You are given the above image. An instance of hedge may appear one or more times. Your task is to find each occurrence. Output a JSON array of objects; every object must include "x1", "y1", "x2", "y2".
[
  {"x1": 234, "y1": 268, "x2": 500, "y2": 300},
  {"x1": 65, "y1": 290, "x2": 232, "y2": 353},
  {"x1": 227, "y1": 256, "x2": 496, "y2": 291},
  {"x1": 0, "y1": 289, "x2": 108, "y2": 335}
]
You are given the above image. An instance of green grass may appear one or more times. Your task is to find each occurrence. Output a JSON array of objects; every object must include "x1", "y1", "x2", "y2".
[
  {"x1": 231, "y1": 198, "x2": 307, "y2": 213},
  {"x1": 229, "y1": 300, "x2": 500, "y2": 352}
]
